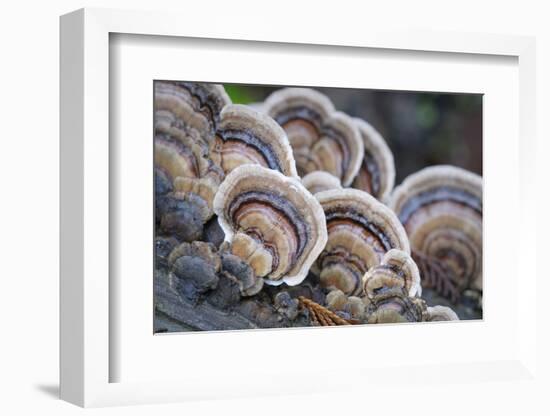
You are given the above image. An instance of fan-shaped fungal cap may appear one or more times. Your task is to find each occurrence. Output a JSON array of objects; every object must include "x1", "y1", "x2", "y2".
[
  {"x1": 315, "y1": 189, "x2": 410, "y2": 296},
  {"x1": 211, "y1": 104, "x2": 298, "y2": 178},
  {"x1": 155, "y1": 81, "x2": 231, "y2": 147},
  {"x1": 426, "y1": 305, "x2": 459, "y2": 321},
  {"x1": 154, "y1": 132, "x2": 212, "y2": 184},
  {"x1": 301, "y1": 171, "x2": 342, "y2": 194},
  {"x1": 154, "y1": 129, "x2": 224, "y2": 213},
  {"x1": 363, "y1": 249, "x2": 421, "y2": 300},
  {"x1": 325, "y1": 289, "x2": 348, "y2": 311},
  {"x1": 366, "y1": 295, "x2": 427, "y2": 324},
  {"x1": 213, "y1": 164, "x2": 327, "y2": 286},
  {"x1": 325, "y1": 290, "x2": 366, "y2": 320},
  {"x1": 345, "y1": 296, "x2": 366, "y2": 320},
  {"x1": 154, "y1": 143, "x2": 219, "y2": 229},
  {"x1": 262, "y1": 88, "x2": 363, "y2": 186},
  {"x1": 390, "y1": 165, "x2": 482, "y2": 291},
  {"x1": 351, "y1": 118, "x2": 395, "y2": 202},
  {"x1": 154, "y1": 81, "x2": 231, "y2": 223}
]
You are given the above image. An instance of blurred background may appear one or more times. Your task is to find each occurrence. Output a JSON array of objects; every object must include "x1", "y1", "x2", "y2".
[{"x1": 224, "y1": 84, "x2": 483, "y2": 183}]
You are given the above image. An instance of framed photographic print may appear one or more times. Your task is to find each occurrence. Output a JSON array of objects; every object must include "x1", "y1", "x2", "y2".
[
  {"x1": 60, "y1": 7, "x2": 538, "y2": 408},
  {"x1": 152, "y1": 81, "x2": 482, "y2": 332}
]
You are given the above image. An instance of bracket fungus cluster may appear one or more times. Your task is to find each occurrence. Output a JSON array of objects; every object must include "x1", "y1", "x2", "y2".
[
  {"x1": 319, "y1": 249, "x2": 455, "y2": 324},
  {"x1": 155, "y1": 81, "x2": 231, "y2": 240},
  {"x1": 314, "y1": 189, "x2": 409, "y2": 296},
  {"x1": 154, "y1": 82, "x2": 479, "y2": 333},
  {"x1": 362, "y1": 250, "x2": 427, "y2": 323},
  {"x1": 363, "y1": 249, "x2": 421, "y2": 299},
  {"x1": 390, "y1": 166, "x2": 482, "y2": 304}
]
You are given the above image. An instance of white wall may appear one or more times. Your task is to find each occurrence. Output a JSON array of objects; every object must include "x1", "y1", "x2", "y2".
[{"x1": 0, "y1": 0, "x2": 548, "y2": 414}]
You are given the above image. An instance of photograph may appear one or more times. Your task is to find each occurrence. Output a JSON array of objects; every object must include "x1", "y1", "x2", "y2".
[
  {"x1": 153, "y1": 81, "x2": 483, "y2": 333},
  {"x1": 0, "y1": 0, "x2": 543, "y2": 412}
]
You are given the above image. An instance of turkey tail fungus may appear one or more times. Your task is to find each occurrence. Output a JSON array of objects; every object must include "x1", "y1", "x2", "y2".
[
  {"x1": 314, "y1": 188, "x2": 409, "y2": 296},
  {"x1": 262, "y1": 88, "x2": 363, "y2": 186},
  {"x1": 213, "y1": 165, "x2": 327, "y2": 287},
  {"x1": 390, "y1": 165, "x2": 482, "y2": 304}
]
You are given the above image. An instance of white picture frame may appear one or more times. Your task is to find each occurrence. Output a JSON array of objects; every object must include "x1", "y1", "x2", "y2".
[{"x1": 60, "y1": 7, "x2": 538, "y2": 408}]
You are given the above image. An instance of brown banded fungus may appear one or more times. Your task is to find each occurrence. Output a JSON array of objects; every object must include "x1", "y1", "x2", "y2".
[
  {"x1": 367, "y1": 296, "x2": 427, "y2": 324},
  {"x1": 154, "y1": 81, "x2": 231, "y2": 232},
  {"x1": 262, "y1": 88, "x2": 363, "y2": 186},
  {"x1": 301, "y1": 171, "x2": 342, "y2": 194},
  {"x1": 390, "y1": 165, "x2": 483, "y2": 293},
  {"x1": 363, "y1": 249, "x2": 421, "y2": 300},
  {"x1": 212, "y1": 104, "x2": 299, "y2": 178},
  {"x1": 363, "y1": 250, "x2": 427, "y2": 323},
  {"x1": 213, "y1": 164, "x2": 327, "y2": 287},
  {"x1": 315, "y1": 189, "x2": 410, "y2": 296},
  {"x1": 351, "y1": 118, "x2": 395, "y2": 202},
  {"x1": 325, "y1": 289, "x2": 348, "y2": 311},
  {"x1": 325, "y1": 289, "x2": 366, "y2": 321},
  {"x1": 155, "y1": 81, "x2": 231, "y2": 149}
]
